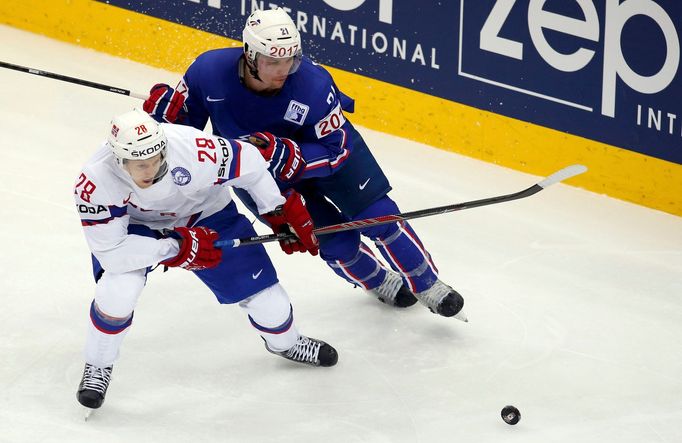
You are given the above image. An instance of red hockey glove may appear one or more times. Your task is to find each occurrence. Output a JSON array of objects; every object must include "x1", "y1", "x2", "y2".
[
  {"x1": 161, "y1": 226, "x2": 222, "y2": 271},
  {"x1": 143, "y1": 83, "x2": 188, "y2": 123},
  {"x1": 262, "y1": 190, "x2": 319, "y2": 256},
  {"x1": 249, "y1": 132, "x2": 305, "y2": 183}
]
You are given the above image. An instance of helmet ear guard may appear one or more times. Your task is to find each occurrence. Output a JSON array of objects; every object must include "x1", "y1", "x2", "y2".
[{"x1": 242, "y1": 7, "x2": 302, "y2": 76}]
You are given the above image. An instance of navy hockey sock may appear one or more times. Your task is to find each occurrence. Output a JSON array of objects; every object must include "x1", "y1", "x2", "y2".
[
  {"x1": 356, "y1": 197, "x2": 439, "y2": 293},
  {"x1": 324, "y1": 242, "x2": 387, "y2": 290}
]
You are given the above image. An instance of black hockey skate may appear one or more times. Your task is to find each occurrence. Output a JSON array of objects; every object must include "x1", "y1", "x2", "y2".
[
  {"x1": 77, "y1": 363, "x2": 113, "y2": 410},
  {"x1": 265, "y1": 335, "x2": 338, "y2": 367},
  {"x1": 369, "y1": 270, "x2": 418, "y2": 308},
  {"x1": 415, "y1": 280, "x2": 467, "y2": 321}
]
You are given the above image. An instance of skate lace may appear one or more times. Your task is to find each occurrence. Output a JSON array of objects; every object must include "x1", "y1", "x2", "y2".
[
  {"x1": 372, "y1": 271, "x2": 403, "y2": 301},
  {"x1": 416, "y1": 280, "x2": 451, "y2": 310},
  {"x1": 286, "y1": 336, "x2": 320, "y2": 363},
  {"x1": 81, "y1": 364, "x2": 112, "y2": 394}
]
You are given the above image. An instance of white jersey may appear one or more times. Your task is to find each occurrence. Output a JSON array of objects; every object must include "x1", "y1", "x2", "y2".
[{"x1": 74, "y1": 123, "x2": 285, "y2": 274}]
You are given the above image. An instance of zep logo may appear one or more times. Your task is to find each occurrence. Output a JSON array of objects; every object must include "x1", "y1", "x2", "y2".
[{"x1": 467, "y1": 0, "x2": 680, "y2": 118}]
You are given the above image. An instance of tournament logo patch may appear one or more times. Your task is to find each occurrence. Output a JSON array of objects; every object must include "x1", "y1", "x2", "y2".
[
  {"x1": 284, "y1": 100, "x2": 309, "y2": 126},
  {"x1": 171, "y1": 167, "x2": 191, "y2": 186}
]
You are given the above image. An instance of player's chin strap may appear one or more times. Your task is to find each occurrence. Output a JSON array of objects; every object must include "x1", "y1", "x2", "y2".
[
  {"x1": 152, "y1": 158, "x2": 169, "y2": 184},
  {"x1": 214, "y1": 164, "x2": 588, "y2": 249},
  {"x1": 240, "y1": 53, "x2": 261, "y2": 83}
]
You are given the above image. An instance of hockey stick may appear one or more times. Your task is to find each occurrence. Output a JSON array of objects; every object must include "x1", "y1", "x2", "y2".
[
  {"x1": 214, "y1": 164, "x2": 587, "y2": 248},
  {"x1": 0, "y1": 61, "x2": 147, "y2": 99}
]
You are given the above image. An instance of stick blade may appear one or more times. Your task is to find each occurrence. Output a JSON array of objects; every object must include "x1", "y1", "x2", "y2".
[
  {"x1": 537, "y1": 164, "x2": 587, "y2": 189},
  {"x1": 84, "y1": 407, "x2": 94, "y2": 421}
]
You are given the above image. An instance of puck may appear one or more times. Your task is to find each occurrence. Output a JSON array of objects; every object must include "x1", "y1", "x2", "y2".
[{"x1": 501, "y1": 405, "x2": 520, "y2": 425}]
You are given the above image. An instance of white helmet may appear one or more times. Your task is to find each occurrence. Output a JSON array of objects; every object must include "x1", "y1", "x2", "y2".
[
  {"x1": 107, "y1": 109, "x2": 169, "y2": 182},
  {"x1": 242, "y1": 7, "x2": 302, "y2": 75},
  {"x1": 107, "y1": 109, "x2": 167, "y2": 162}
]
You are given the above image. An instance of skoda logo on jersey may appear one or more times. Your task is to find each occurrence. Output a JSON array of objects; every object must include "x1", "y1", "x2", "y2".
[
  {"x1": 284, "y1": 100, "x2": 309, "y2": 126},
  {"x1": 171, "y1": 167, "x2": 191, "y2": 186}
]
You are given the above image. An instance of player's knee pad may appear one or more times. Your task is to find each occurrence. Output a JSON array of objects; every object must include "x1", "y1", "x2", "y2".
[
  {"x1": 363, "y1": 219, "x2": 401, "y2": 241},
  {"x1": 94, "y1": 268, "x2": 147, "y2": 318},
  {"x1": 89, "y1": 300, "x2": 134, "y2": 335},
  {"x1": 239, "y1": 283, "x2": 293, "y2": 329},
  {"x1": 318, "y1": 228, "x2": 360, "y2": 262},
  {"x1": 353, "y1": 196, "x2": 402, "y2": 239}
]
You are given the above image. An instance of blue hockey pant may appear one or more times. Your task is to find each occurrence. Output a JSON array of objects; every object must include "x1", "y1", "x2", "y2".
[{"x1": 91, "y1": 202, "x2": 279, "y2": 304}]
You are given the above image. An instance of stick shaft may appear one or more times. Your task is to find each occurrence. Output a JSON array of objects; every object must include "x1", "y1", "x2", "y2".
[
  {"x1": 215, "y1": 164, "x2": 587, "y2": 248},
  {"x1": 0, "y1": 61, "x2": 147, "y2": 99}
]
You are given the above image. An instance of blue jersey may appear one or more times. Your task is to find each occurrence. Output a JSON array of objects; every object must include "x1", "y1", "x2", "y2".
[
  {"x1": 160, "y1": 48, "x2": 441, "y2": 301},
  {"x1": 180, "y1": 48, "x2": 357, "y2": 180}
]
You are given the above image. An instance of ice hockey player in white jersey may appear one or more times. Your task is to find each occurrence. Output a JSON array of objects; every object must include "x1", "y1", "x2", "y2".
[{"x1": 74, "y1": 109, "x2": 337, "y2": 415}]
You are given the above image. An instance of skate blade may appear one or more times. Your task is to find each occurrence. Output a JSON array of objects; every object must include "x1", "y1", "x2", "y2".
[
  {"x1": 84, "y1": 407, "x2": 95, "y2": 421},
  {"x1": 454, "y1": 311, "x2": 468, "y2": 323}
]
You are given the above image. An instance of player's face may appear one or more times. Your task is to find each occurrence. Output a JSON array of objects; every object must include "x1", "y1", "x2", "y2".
[
  {"x1": 124, "y1": 154, "x2": 163, "y2": 188},
  {"x1": 256, "y1": 54, "x2": 295, "y2": 90}
]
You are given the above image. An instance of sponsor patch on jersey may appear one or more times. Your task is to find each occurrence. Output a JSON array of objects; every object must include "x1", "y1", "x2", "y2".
[
  {"x1": 284, "y1": 100, "x2": 309, "y2": 125},
  {"x1": 171, "y1": 167, "x2": 191, "y2": 186}
]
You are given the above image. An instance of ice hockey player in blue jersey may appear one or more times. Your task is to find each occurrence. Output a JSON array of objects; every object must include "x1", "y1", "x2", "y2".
[{"x1": 143, "y1": 7, "x2": 467, "y2": 321}]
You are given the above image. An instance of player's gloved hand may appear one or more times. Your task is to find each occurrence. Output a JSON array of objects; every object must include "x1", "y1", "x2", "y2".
[
  {"x1": 161, "y1": 226, "x2": 222, "y2": 270},
  {"x1": 248, "y1": 132, "x2": 306, "y2": 183},
  {"x1": 262, "y1": 190, "x2": 319, "y2": 256},
  {"x1": 142, "y1": 83, "x2": 188, "y2": 123}
]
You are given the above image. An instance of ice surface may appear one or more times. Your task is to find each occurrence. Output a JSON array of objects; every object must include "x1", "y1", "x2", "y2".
[{"x1": 1, "y1": 25, "x2": 680, "y2": 443}]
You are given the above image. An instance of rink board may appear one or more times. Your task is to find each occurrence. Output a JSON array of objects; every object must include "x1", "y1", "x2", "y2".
[{"x1": 1, "y1": 0, "x2": 680, "y2": 215}]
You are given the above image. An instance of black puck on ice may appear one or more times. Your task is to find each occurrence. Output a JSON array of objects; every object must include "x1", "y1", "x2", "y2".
[{"x1": 501, "y1": 405, "x2": 521, "y2": 425}]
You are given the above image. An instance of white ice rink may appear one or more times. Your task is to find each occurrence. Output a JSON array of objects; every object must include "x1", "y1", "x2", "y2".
[{"x1": 1, "y1": 25, "x2": 681, "y2": 443}]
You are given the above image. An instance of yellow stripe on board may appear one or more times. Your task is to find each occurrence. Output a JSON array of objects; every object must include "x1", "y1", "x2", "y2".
[{"x1": 2, "y1": 0, "x2": 680, "y2": 215}]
